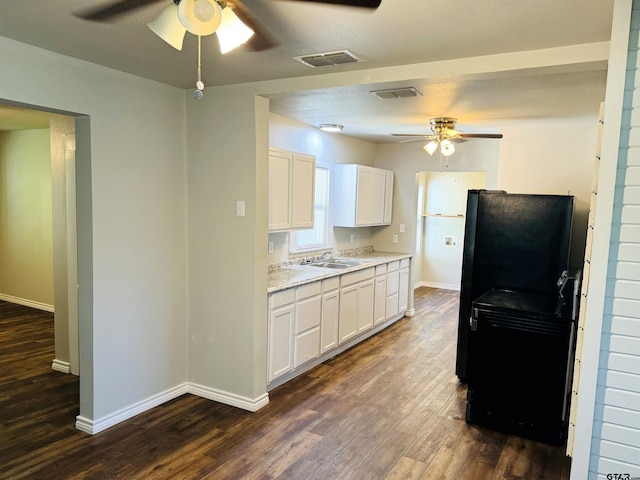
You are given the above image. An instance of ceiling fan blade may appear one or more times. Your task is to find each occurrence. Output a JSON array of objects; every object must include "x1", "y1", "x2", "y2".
[
  {"x1": 459, "y1": 133, "x2": 504, "y2": 139},
  {"x1": 75, "y1": 0, "x2": 163, "y2": 21},
  {"x1": 286, "y1": 0, "x2": 381, "y2": 7},
  {"x1": 229, "y1": 0, "x2": 279, "y2": 51},
  {"x1": 391, "y1": 133, "x2": 427, "y2": 137}
]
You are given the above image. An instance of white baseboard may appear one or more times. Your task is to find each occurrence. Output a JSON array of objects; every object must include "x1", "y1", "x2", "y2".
[
  {"x1": 75, "y1": 382, "x2": 269, "y2": 435},
  {"x1": 415, "y1": 281, "x2": 460, "y2": 291},
  {"x1": 187, "y1": 383, "x2": 269, "y2": 412},
  {"x1": 0, "y1": 293, "x2": 54, "y2": 312},
  {"x1": 75, "y1": 383, "x2": 190, "y2": 435},
  {"x1": 51, "y1": 359, "x2": 71, "y2": 374}
]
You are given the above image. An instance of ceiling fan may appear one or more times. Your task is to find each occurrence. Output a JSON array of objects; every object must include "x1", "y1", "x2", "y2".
[
  {"x1": 76, "y1": 0, "x2": 381, "y2": 97},
  {"x1": 392, "y1": 117, "x2": 503, "y2": 157}
]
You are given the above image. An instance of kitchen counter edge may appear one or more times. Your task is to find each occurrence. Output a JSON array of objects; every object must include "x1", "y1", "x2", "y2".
[{"x1": 267, "y1": 252, "x2": 413, "y2": 294}]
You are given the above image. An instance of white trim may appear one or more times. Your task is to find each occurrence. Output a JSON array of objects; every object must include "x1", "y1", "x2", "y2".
[
  {"x1": 414, "y1": 280, "x2": 460, "y2": 291},
  {"x1": 51, "y1": 359, "x2": 71, "y2": 374},
  {"x1": 75, "y1": 383, "x2": 189, "y2": 434},
  {"x1": 404, "y1": 308, "x2": 416, "y2": 317},
  {"x1": 187, "y1": 384, "x2": 269, "y2": 412},
  {"x1": 74, "y1": 382, "x2": 269, "y2": 435},
  {"x1": 570, "y1": 2, "x2": 633, "y2": 478},
  {"x1": 0, "y1": 293, "x2": 54, "y2": 312}
]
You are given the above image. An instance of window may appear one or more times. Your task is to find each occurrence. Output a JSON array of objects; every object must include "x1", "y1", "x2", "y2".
[{"x1": 290, "y1": 165, "x2": 331, "y2": 253}]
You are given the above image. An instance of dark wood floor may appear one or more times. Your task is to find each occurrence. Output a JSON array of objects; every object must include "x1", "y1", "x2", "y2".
[{"x1": 0, "y1": 288, "x2": 571, "y2": 479}]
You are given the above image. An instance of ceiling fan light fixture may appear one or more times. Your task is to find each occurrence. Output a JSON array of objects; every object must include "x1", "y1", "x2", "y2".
[
  {"x1": 178, "y1": 0, "x2": 223, "y2": 36},
  {"x1": 147, "y1": 3, "x2": 186, "y2": 51},
  {"x1": 319, "y1": 124, "x2": 343, "y2": 132},
  {"x1": 440, "y1": 139, "x2": 455, "y2": 156},
  {"x1": 217, "y1": 6, "x2": 255, "y2": 54},
  {"x1": 424, "y1": 140, "x2": 438, "y2": 155}
]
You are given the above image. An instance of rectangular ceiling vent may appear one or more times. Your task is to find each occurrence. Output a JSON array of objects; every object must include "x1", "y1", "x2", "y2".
[
  {"x1": 294, "y1": 50, "x2": 364, "y2": 68},
  {"x1": 370, "y1": 87, "x2": 422, "y2": 99}
]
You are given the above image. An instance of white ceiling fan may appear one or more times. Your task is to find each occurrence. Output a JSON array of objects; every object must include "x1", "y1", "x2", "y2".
[{"x1": 75, "y1": 0, "x2": 381, "y2": 97}]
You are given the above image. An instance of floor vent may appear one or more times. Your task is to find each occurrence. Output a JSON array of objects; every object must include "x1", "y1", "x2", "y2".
[
  {"x1": 370, "y1": 87, "x2": 422, "y2": 99},
  {"x1": 294, "y1": 50, "x2": 363, "y2": 68}
]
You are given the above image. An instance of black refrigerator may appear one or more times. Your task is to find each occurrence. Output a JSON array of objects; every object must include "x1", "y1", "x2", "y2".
[{"x1": 455, "y1": 191, "x2": 574, "y2": 380}]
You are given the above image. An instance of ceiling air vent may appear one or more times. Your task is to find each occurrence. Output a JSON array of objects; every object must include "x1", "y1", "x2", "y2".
[
  {"x1": 294, "y1": 50, "x2": 363, "y2": 68},
  {"x1": 370, "y1": 87, "x2": 422, "y2": 99}
]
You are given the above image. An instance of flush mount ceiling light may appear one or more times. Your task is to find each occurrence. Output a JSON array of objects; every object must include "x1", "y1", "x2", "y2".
[{"x1": 319, "y1": 124, "x2": 344, "y2": 132}]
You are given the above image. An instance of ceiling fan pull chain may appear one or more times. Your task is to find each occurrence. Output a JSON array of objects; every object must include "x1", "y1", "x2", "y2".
[{"x1": 194, "y1": 35, "x2": 205, "y2": 99}]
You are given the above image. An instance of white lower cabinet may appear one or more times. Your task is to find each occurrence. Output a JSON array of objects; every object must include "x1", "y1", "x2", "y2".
[
  {"x1": 268, "y1": 289, "x2": 295, "y2": 382},
  {"x1": 321, "y1": 277, "x2": 340, "y2": 353},
  {"x1": 399, "y1": 258, "x2": 410, "y2": 314},
  {"x1": 374, "y1": 264, "x2": 387, "y2": 325},
  {"x1": 339, "y1": 267, "x2": 375, "y2": 344},
  {"x1": 268, "y1": 257, "x2": 411, "y2": 385},
  {"x1": 386, "y1": 260, "x2": 400, "y2": 320},
  {"x1": 294, "y1": 282, "x2": 322, "y2": 368}
]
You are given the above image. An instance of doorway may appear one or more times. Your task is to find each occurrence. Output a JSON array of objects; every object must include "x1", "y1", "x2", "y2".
[
  {"x1": 415, "y1": 172, "x2": 486, "y2": 290},
  {"x1": 0, "y1": 103, "x2": 80, "y2": 375}
]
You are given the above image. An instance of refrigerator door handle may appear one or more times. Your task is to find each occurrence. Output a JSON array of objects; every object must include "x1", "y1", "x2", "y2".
[{"x1": 470, "y1": 315, "x2": 478, "y2": 332}]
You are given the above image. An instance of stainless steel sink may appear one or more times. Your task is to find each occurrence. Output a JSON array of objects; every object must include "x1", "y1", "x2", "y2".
[
  {"x1": 308, "y1": 262, "x2": 350, "y2": 269},
  {"x1": 331, "y1": 258, "x2": 365, "y2": 267}
]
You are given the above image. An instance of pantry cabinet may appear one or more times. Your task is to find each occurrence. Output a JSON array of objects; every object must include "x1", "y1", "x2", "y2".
[
  {"x1": 268, "y1": 148, "x2": 315, "y2": 231},
  {"x1": 333, "y1": 164, "x2": 394, "y2": 227}
]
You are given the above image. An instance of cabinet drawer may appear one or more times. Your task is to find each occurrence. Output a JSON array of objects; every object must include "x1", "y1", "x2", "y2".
[
  {"x1": 387, "y1": 261, "x2": 400, "y2": 272},
  {"x1": 375, "y1": 264, "x2": 387, "y2": 276},
  {"x1": 341, "y1": 267, "x2": 375, "y2": 287},
  {"x1": 270, "y1": 288, "x2": 295, "y2": 309},
  {"x1": 297, "y1": 281, "x2": 322, "y2": 300},
  {"x1": 322, "y1": 276, "x2": 340, "y2": 292},
  {"x1": 400, "y1": 258, "x2": 410, "y2": 269}
]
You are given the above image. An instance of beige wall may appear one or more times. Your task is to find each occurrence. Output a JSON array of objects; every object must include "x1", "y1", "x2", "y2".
[{"x1": 0, "y1": 129, "x2": 53, "y2": 307}]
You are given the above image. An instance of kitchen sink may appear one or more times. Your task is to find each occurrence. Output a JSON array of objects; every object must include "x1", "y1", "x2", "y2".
[
  {"x1": 308, "y1": 262, "x2": 350, "y2": 269},
  {"x1": 308, "y1": 258, "x2": 365, "y2": 269}
]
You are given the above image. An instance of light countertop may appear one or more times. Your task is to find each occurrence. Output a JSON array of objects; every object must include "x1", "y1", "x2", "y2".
[{"x1": 268, "y1": 251, "x2": 412, "y2": 293}]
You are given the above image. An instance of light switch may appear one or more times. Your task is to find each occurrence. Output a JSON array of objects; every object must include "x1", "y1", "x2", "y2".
[
  {"x1": 400, "y1": 224, "x2": 405, "y2": 233},
  {"x1": 236, "y1": 201, "x2": 245, "y2": 217}
]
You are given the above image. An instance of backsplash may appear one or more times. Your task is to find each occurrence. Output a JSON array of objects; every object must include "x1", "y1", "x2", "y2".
[{"x1": 267, "y1": 246, "x2": 375, "y2": 272}]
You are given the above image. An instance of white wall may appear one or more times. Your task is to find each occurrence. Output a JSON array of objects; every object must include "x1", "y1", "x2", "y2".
[
  {"x1": 268, "y1": 113, "x2": 378, "y2": 262},
  {"x1": 0, "y1": 36, "x2": 189, "y2": 426}
]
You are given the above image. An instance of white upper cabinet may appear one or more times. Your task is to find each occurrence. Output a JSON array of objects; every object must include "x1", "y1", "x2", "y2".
[
  {"x1": 268, "y1": 148, "x2": 316, "y2": 231},
  {"x1": 333, "y1": 164, "x2": 394, "y2": 227}
]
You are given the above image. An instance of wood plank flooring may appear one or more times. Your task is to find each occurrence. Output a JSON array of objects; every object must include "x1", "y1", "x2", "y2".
[{"x1": 0, "y1": 288, "x2": 571, "y2": 479}]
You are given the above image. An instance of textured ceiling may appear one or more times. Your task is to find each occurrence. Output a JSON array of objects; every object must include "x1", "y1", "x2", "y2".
[{"x1": 0, "y1": 0, "x2": 614, "y2": 140}]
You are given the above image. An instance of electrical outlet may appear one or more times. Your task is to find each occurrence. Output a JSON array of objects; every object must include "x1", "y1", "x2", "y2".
[
  {"x1": 392, "y1": 234, "x2": 398, "y2": 243},
  {"x1": 350, "y1": 234, "x2": 354, "y2": 243},
  {"x1": 268, "y1": 242, "x2": 273, "y2": 253}
]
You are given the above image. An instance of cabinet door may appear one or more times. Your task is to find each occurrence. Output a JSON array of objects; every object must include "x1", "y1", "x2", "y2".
[
  {"x1": 268, "y1": 304, "x2": 294, "y2": 381},
  {"x1": 370, "y1": 169, "x2": 386, "y2": 224},
  {"x1": 357, "y1": 279, "x2": 374, "y2": 333},
  {"x1": 291, "y1": 153, "x2": 316, "y2": 229},
  {"x1": 399, "y1": 268, "x2": 409, "y2": 313},
  {"x1": 374, "y1": 275, "x2": 387, "y2": 325},
  {"x1": 294, "y1": 327, "x2": 320, "y2": 367},
  {"x1": 355, "y1": 167, "x2": 373, "y2": 225},
  {"x1": 339, "y1": 285, "x2": 358, "y2": 344},
  {"x1": 383, "y1": 170, "x2": 394, "y2": 224},
  {"x1": 268, "y1": 151, "x2": 291, "y2": 231},
  {"x1": 296, "y1": 294, "x2": 321, "y2": 333},
  {"x1": 321, "y1": 289, "x2": 339, "y2": 353},
  {"x1": 386, "y1": 269, "x2": 400, "y2": 319}
]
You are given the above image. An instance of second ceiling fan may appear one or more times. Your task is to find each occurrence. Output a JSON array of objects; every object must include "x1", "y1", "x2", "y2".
[{"x1": 392, "y1": 117, "x2": 503, "y2": 157}]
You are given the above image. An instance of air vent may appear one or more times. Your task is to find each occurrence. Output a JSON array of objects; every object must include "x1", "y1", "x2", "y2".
[
  {"x1": 294, "y1": 50, "x2": 363, "y2": 68},
  {"x1": 370, "y1": 87, "x2": 422, "y2": 99}
]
